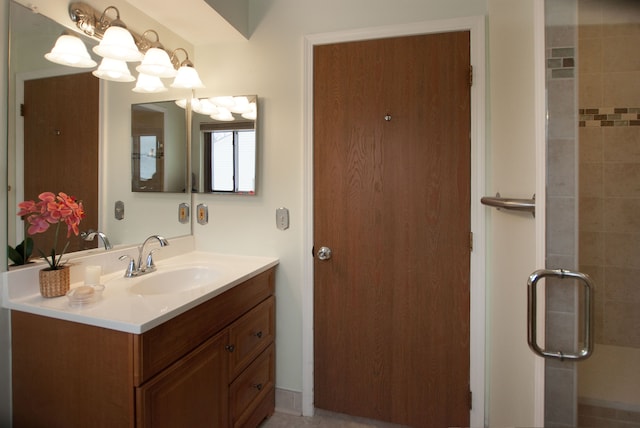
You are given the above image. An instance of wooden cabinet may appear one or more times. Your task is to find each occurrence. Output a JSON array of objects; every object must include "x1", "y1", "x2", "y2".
[{"x1": 11, "y1": 268, "x2": 276, "y2": 428}]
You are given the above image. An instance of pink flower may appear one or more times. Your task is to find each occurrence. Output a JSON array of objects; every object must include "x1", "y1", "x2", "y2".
[{"x1": 16, "y1": 191, "x2": 86, "y2": 269}]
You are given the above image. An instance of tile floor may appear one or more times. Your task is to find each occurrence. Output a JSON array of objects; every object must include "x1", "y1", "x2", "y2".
[{"x1": 260, "y1": 410, "x2": 409, "y2": 427}]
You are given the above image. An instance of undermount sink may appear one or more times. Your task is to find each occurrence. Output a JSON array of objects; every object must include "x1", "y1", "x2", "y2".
[{"x1": 128, "y1": 266, "x2": 219, "y2": 295}]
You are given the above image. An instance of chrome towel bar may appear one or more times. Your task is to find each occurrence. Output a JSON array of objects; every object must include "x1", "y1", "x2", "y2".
[{"x1": 480, "y1": 193, "x2": 535, "y2": 216}]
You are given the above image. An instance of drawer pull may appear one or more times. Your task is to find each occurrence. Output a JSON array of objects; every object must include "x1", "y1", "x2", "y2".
[
  {"x1": 225, "y1": 344, "x2": 235, "y2": 353},
  {"x1": 254, "y1": 331, "x2": 263, "y2": 339},
  {"x1": 252, "y1": 383, "x2": 263, "y2": 391}
]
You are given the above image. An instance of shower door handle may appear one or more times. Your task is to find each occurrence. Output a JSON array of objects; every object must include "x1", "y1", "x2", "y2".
[{"x1": 527, "y1": 268, "x2": 594, "y2": 361}]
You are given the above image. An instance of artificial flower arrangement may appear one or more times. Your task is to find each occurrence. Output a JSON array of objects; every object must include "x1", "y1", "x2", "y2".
[{"x1": 13, "y1": 191, "x2": 85, "y2": 270}]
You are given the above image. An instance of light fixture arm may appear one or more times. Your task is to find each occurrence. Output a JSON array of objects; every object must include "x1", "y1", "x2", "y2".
[
  {"x1": 170, "y1": 47, "x2": 194, "y2": 69},
  {"x1": 68, "y1": 2, "x2": 170, "y2": 54}
]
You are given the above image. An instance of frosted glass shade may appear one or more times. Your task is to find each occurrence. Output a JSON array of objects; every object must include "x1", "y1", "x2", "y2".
[
  {"x1": 132, "y1": 73, "x2": 167, "y2": 93},
  {"x1": 170, "y1": 66, "x2": 205, "y2": 89},
  {"x1": 45, "y1": 34, "x2": 97, "y2": 68},
  {"x1": 93, "y1": 26, "x2": 143, "y2": 62},
  {"x1": 241, "y1": 103, "x2": 257, "y2": 120},
  {"x1": 211, "y1": 107, "x2": 234, "y2": 121},
  {"x1": 136, "y1": 48, "x2": 177, "y2": 78},
  {"x1": 92, "y1": 58, "x2": 135, "y2": 82}
]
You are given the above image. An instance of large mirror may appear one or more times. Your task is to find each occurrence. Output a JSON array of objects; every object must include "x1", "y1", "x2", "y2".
[
  {"x1": 6, "y1": 0, "x2": 192, "y2": 268},
  {"x1": 191, "y1": 95, "x2": 258, "y2": 194}
]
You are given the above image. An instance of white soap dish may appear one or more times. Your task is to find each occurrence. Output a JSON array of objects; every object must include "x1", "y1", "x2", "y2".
[{"x1": 66, "y1": 284, "x2": 104, "y2": 307}]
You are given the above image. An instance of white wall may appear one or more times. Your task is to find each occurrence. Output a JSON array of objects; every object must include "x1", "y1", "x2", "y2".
[{"x1": 487, "y1": 0, "x2": 542, "y2": 426}]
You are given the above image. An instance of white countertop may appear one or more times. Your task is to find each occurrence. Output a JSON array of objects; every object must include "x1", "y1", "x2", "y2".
[{"x1": 2, "y1": 250, "x2": 278, "y2": 334}]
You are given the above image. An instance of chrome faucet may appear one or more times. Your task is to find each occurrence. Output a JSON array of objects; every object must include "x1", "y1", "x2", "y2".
[
  {"x1": 119, "y1": 235, "x2": 169, "y2": 277},
  {"x1": 81, "y1": 230, "x2": 112, "y2": 250}
]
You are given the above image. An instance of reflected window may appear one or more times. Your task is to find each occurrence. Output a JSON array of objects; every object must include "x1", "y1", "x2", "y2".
[{"x1": 204, "y1": 129, "x2": 256, "y2": 193}]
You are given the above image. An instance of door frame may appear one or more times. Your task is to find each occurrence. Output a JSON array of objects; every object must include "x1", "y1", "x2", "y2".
[{"x1": 303, "y1": 16, "x2": 486, "y2": 426}]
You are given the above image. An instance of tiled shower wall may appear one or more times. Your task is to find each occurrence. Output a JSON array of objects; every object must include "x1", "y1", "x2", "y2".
[
  {"x1": 545, "y1": 1, "x2": 579, "y2": 424},
  {"x1": 576, "y1": 0, "x2": 640, "y2": 425}
]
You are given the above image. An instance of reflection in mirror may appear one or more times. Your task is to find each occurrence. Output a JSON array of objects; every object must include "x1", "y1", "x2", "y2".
[
  {"x1": 6, "y1": 0, "x2": 193, "y2": 269},
  {"x1": 131, "y1": 101, "x2": 187, "y2": 193},
  {"x1": 190, "y1": 96, "x2": 257, "y2": 194}
]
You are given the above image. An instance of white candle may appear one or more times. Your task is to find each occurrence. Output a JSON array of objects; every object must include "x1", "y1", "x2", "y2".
[{"x1": 85, "y1": 265, "x2": 102, "y2": 286}]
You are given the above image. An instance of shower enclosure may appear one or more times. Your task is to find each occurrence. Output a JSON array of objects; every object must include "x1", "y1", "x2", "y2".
[{"x1": 545, "y1": 0, "x2": 640, "y2": 426}]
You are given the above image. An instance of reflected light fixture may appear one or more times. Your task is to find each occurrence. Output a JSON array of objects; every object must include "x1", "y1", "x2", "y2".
[
  {"x1": 45, "y1": 32, "x2": 97, "y2": 68},
  {"x1": 211, "y1": 107, "x2": 234, "y2": 121},
  {"x1": 92, "y1": 6, "x2": 143, "y2": 62},
  {"x1": 241, "y1": 103, "x2": 257, "y2": 120},
  {"x1": 133, "y1": 73, "x2": 167, "y2": 93},
  {"x1": 170, "y1": 48, "x2": 205, "y2": 89},
  {"x1": 92, "y1": 57, "x2": 135, "y2": 82}
]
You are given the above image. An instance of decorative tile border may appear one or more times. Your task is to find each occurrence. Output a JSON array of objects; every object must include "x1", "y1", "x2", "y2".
[
  {"x1": 579, "y1": 108, "x2": 640, "y2": 127},
  {"x1": 547, "y1": 47, "x2": 575, "y2": 79}
]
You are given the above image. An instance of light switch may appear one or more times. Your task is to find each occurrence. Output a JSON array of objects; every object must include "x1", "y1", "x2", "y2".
[
  {"x1": 276, "y1": 207, "x2": 289, "y2": 230},
  {"x1": 178, "y1": 203, "x2": 190, "y2": 224},
  {"x1": 197, "y1": 204, "x2": 208, "y2": 225},
  {"x1": 115, "y1": 200, "x2": 124, "y2": 220}
]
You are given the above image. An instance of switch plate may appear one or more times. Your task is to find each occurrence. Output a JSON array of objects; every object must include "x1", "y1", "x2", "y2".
[
  {"x1": 178, "y1": 203, "x2": 190, "y2": 224},
  {"x1": 115, "y1": 200, "x2": 124, "y2": 220},
  {"x1": 276, "y1": 207, "x2": 289, "y2": 230},
  {"x1": 197, "y1": 204, "x2": 208, "y2": 225}
]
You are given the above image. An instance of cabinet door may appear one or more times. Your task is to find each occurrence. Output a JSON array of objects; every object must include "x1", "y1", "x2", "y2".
[{"x1": 136, "y1": 331, "x2": 229, "y2": 428}]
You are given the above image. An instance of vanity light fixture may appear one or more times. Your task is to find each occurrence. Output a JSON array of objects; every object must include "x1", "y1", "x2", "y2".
[
  {"x1": 67, "y1": 2, "x2": 205, "y2": 89},
  {"x1": 170, "y1": 48, "x2": 205, "y2": 89},
  {"x1": 45, "y1": 31, "x2": 97, "y2": 68},
  {"x1": 92, "y1": 6, "x2": 143, "y2": 62},
  {"x1": 136, "y1": 30, "x2": 176, "y2": 78}
]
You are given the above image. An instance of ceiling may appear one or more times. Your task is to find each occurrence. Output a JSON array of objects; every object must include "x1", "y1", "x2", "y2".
[{"x1": 125, "y1": 0, "x2": 248, "y2": 45}]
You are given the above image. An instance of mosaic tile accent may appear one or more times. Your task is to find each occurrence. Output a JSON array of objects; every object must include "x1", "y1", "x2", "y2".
[
  {"x1": 579, "y1": 107, "x2": 640, "y2": 127},
  {"x1": 547, "y1": 47, "x2": 575, "y2": 79}
]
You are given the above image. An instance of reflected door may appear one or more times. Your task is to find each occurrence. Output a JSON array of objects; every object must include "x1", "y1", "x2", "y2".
[
  {"x1": 544, "y1": 0, "x2": 640, "y2": 426},
  {"x1": 23, "y1": 73, "x2": 99, "y2": 253}
]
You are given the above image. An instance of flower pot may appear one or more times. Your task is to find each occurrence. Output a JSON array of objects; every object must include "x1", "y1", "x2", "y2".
[{"x1": 39, "y1": 266, "x2": 70, "y2": 298}]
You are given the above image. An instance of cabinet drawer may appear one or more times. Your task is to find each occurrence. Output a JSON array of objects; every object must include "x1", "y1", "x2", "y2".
[
  {"x1": 229, "y1": 344, "x2": 275, "y2": 428},
  {"x1": 228, "y1": 296, "x2": 275, "y2": 380}
]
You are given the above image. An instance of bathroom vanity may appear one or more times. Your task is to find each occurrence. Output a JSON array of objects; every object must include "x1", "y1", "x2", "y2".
[{"x1": 4, "y1": 249, "x2": 277, "y2": 428}]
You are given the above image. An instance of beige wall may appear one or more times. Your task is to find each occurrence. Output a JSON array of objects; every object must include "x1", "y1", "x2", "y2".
[{"x1": 577, "y1": 0, "x2": 640, "y2": 411}]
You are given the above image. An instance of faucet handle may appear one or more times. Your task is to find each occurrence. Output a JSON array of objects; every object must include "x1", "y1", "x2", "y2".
[
  {"x1": 119, "y1": 255, "x2": 136, "y2": 278},
  {"x1": 145, "y1": 249, "x2": 159, "y2": 273}
]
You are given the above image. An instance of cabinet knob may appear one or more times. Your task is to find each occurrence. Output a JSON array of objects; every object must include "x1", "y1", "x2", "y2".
[
  {"x1": 254, "y1": 331, "x2": 263, "y2": 339},
  {"x1": 225, "y1": 344, "x2": 235, "y2": 353},
  {"x1": 252, "y1": 383, "x2": 263, "y2": 391}
]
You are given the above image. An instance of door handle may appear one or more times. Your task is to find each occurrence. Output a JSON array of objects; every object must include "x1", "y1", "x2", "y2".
[
  {"x1": 527, "y1": 268, "x2": 594, "y2": 361},
  {"x1": 316, "y1": 246, "x2": 332, "y2": 261}
]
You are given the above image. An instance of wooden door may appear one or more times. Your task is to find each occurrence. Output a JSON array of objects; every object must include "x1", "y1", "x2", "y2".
[
  {"x1": 313, "y1": 32, "x2": 471, "y2": 427},
  {"x1": 23, "y1": 72, "x2": 99, "y2": 253}
]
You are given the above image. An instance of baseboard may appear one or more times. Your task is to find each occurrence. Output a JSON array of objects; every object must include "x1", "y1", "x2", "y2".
[{"x1": 274, "y1": 387, "x2": 303, "y2": 416}]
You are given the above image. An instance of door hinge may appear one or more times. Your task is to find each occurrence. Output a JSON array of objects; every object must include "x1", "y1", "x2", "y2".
[
  {"x1": 470, "y1": 232, "x2": 474, "y2": 251},
  {"x1": 469, "y1": 390, "x2": 473, "y2": 410},
  {"x1": 469, "y1": 65, "x2": 473, "y2": 86},
  {"x1": 20, "y1": 103, "x2": 25, "y2": 117}
]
